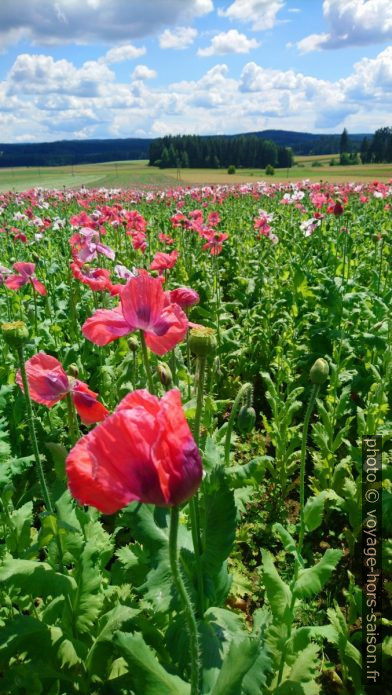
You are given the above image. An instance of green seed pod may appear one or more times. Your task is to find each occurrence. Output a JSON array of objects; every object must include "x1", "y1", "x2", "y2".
[
  {"x1": 238, "y1": 405, "x2": 256, "y2": 434},
  {"x1": 189, "y1": 326, "x2": 217, "y2": 357},
  {"x1": 156, "y1": 362, "x2": 172, "y2": 388},
  {"x1": 128, "y1": 336, "x2": 139, "y2": 353},
  {"x1": 1, "y1": 321, "x2": 29, "y2": 348},
  {"x1": 310, "y1": 358, "x2": 329, "y2": 385}
]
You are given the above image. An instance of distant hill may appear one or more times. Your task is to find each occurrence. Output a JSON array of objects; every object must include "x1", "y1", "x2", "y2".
[
  {"x1": 238, "y1": 130, "x2": 371, "y2": 156},
  {"x1": 0, "y1": 130, "x2": 372, "y2": 167}
]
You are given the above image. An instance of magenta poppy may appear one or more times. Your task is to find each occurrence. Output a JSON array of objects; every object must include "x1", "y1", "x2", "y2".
[
  {"x1": 5, "y1": 262, "x2": 46, "y2": 295},
  {"x1": 169, "y1": 287, "x2": 199, "y2": 309},
  {"x1": 66, "y1": 389, "x2": 202, "y2": 514},
  {"x1": 16, "y1": 352, "x2": 108, "y2": 425},
  {"x1": 150, "y1": 250, "x2": 179, "y2": 274},
  {"x1": 82, "y1": 273, "x2": 188, "y2": 355}
]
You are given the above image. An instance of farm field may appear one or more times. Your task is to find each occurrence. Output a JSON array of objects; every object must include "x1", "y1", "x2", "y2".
[
  {"x1": 0, "y1": 157, "x2": 391, "y2": 192},
  {"x1": 0, "y1": 179, "x2": 391, "y2": 694}
]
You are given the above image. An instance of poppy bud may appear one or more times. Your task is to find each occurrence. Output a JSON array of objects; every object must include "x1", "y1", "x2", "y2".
[
  {"x1": 128, "y1": 336, "x2": 139, "y2": 353},
  {"x1": 238, "y1": 405, "x2": 256, "y2": 433},
  {"x1": 156, "y1": 362, "x2": 172, "y2": 387},
  {"x1": 1, "y1": 320, "x2": 29, "y2": 348},
  {"x1": 310, "y1": 358, "x2": 329, "y2": 385},
  {"x1": 189, "y1": 327, "x2": 217, "y2": 357},
  {"x1": 68, "y1": 363, "x2": 79, "y2": 378}
]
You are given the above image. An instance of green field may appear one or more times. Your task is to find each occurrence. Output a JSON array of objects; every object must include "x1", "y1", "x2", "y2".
[{"x1": 0, "y1": 157, "x2": 391, "y2": 192}]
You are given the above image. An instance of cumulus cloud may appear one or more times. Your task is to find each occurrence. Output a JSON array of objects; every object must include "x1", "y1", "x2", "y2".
[
  {"x1": 131, "y1": 65, "x2": 157, "y2": 80},
  {"x1": 6, "y1": 54, "x2": 114, "y2": 96},
  {"x1": 102, "y1": 43, "x2": 146, "y2": 64},
  {"x1": 159, "y1": 26, "x2": 197, "y2": 49},
  {"x1": 1, "y1": 47, "x2": 392, "y2": 142},
  {"x1": 197, "y1": 29, "x2": 260, "y2": 56},
  {"x1": 0, "y1": 0, "x2": 213, "y2": 46},
  {"x1": 218, "y1": 0, "x2": 285, "y2": 31},
  {"x1": 296, "y1": 0, "x2": 392, "y2": 52}
]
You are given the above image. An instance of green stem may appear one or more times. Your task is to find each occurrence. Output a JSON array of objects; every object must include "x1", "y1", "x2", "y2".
[
  {"x1": 298, "y1": 383, "x2": 320, "y2": 554},
  {"x1": 17, "y1": 345, "x2": 53, "y2": 514},
  {"x1": 139, "y1": 330, "x2": 155, "y2": 394},
  {"x1": 193, "y1": 356, "x2": 206, "y2": 448},
  {"x1": 224, "y1": 382, "x2": 253, "y2": 466},
  {"x1": 66, "y1": 393, "x2": 78, "y2": 445},
  {"x1": 190, "y1": 355, "x2": 207, "y2": 616},
  {"x1": 169, "y1": 506, "x2": 200, "y2": 695}
]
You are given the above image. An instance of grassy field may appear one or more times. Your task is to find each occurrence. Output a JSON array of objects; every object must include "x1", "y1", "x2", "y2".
[{"x1": 0, "y1": 156, "x2": 391, "y2": 192}]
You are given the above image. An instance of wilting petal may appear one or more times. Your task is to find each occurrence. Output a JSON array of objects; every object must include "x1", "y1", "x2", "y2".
[
  {"x1": 16, "y1": 352, "x2": 69, "y2": 406},
  {"x1": 145, "y1": 303, "x2": 188, "y2": 356},
  {"x1": 152, "y1": 389, "x2": 202, "y2": 505},
  {"x1": 31, "y1": 277, "x2": 47, "y2": 296},
  {"x1": 82, "y1": 306, "x2": 132, "y2": 346},
  {"x1": 5, "y1": 275, "x2": 27, "y2": 290},
  {"x1": 71, "y1": 380, "x2": 109, "y2": 425},
  {"x1": 121, "y1": 274, "x2": 164, "y2": 332},
  {"x1": 66, "y1": 408, "x2": 166, "y2": 513},
  {"x1": 13, "y1": 262, "x2": 35, "y2": 277}
]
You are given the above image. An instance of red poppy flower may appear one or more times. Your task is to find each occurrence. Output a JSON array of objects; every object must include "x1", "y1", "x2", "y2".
[
  {"x1": 150, "y1": 250, "x2": 179, "y2": 274},
  {"x1": 82, "y1": 273, "x2": 188, "y2": 355},
  {"x1": 16, "y1": 352, "x2": 108, "y2": 425},
  {"x1": 202, "y1": 232, "x2": 229, "y2": 256},
  {"x1": 66, "y1": 389, "x2": 202, "y2": 514},
  {"x1": 5, "y1": 262, "x2": 46, "y2": 295},
  {"x1": 70, "y1": 262, "x2": 111, "y2": 292},
  {"x1": 169, "y1": 287, "x2": 200, "y2": 309}
]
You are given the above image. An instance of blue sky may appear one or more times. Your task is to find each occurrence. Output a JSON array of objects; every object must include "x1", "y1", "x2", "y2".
[{"x1": 0, "y1": 0, "x2": 391, "y2": 142}]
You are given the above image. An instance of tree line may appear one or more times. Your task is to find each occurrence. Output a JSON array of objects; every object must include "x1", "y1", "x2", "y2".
[
  {"x1": 148, "y1": 134, "x2": 293, "y2": 169},
  {"x1": 340, "y1": 127, "x2": 392, "y2": 164}
]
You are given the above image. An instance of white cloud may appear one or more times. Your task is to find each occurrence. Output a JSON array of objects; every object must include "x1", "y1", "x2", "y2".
[
  {"x1": 218, "y1": 0, "x2": 285, "y2": 31},
  {"x1": 0, "y1": 0, "x2": 213, "y2": 46},
  {"x1": 102, "y1": 43, "x2": 146, "y2": 64},
  {"x1": 2, "y1": 47, "x2": 392, "y2": 143},
  {"x1": 6, "y1": 54, "x2": 115, "y2": 96},
  {"x1": 197, "y1": 29, "x2": 260, "y2": 56},
  {"x1": 296, "y1": 0, "x2": 392, "y2": 52},
  {"x1": 131, "y1": 64, "x2": 157, "y2": 80},
  {"x1": 159, "y1": 26, "x2": 197, "y2": 49}
]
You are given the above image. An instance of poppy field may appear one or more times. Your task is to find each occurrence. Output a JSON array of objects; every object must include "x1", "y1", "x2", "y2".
[{"x1": 0, "y1": 179, "x2": 391, "y2": 694}]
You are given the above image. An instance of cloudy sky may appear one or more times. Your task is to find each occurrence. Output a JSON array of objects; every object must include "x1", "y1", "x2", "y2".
[{"x1": 0, "y1": 0, "x2": 391, "y2": 142}]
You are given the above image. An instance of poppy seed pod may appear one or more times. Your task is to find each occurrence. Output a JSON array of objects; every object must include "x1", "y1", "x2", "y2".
[
  {"x1": 189, "y1": 327, "x2": 217, "y2": 357},
  {"x1": 310, "y1": 358, "x2": 329, "y2": 385},
  {"x1": 1, "y1": 321, "x2": 29, "y2": 348}
]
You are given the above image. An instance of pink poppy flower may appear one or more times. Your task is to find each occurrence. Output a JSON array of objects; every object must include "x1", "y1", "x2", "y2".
[
  {"x1": 169, "y1": 287, "x2": 199, "y2": 309},
  {"x1": 66, "y1": 389, "x2": 202, "y2": 514},
  {"x1": 150, "y1": 250, "x2": 179, "y2": 274},
  {"x1": 70, "y1": 262, "x2": 112, "y2": 292},
  {"x1": 202, "y1": 232, "x2": 229, "y2": 256},
  {"x1": 82, "y1": 272, "x2": 188, "y2": 355},
  {"x1": 5, "y1": 262, "x2": 46, "y2": 295},
  {"x1": 16, "y1": 352, "x2": 108, "y2": 425}
]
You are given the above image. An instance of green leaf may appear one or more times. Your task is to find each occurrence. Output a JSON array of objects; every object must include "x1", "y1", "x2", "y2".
[
  {"x1": 209, "y1": 636, "x2": 258, "y2": 695},
  {"x1": 114, "y1": 631, "x2": 190, "y2": 695},
  {"x1": 303, "y1": 491, "x2": 339, "y2": 533},
  {"x1": 71, "y1": 541, "x2": 104, "y2": 634},
  {"x1": 289, "y1": 643, "x2": 320, "y2": 682},
  {"x1": 293, "y1": 549, "x2": 342, "y2": 599},
  {"x1": 202, "y1": 468, "x2": 236, "y2": 576},
  {"x1": 0, "y1": 558, "x2": 76, "y2": 598},
  {"x1": 6, "y1": 501, "x2": 33, "y2": 555},
  {"x1": 86, "y1": 605, "x2": 140, "y2": 680},
  {"x1": 261, "y1": 551, "x2": 292, "y2": 623}
]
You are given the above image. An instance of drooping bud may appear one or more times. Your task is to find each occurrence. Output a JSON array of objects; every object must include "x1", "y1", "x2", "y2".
[
  {"x1": 189, "y1": 326, "x2": 217, "y2": 357},
  {"x1": 156, "y1": 362, "x2": 172, "y2": 388},
  {"x1": 310, "y1": 358, "x2": 329, "y2": 385},
  {"x1": 238, "y1": 405, "x2": 256, "y2": 434},
  {"x1": 1, "y1": 321, "x2": 29, "y2": 348}
]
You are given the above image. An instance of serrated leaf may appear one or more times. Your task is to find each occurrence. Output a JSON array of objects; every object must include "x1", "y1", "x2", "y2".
[
  {"x1": 303, "y1": 491, "x2": 338, "y2": 533},
  {"x1": 114, "y1": 631, "x2": 190, "y2": 695},
  {"x1": 71, "y1": 541, "x2": 104, "y2": 634},
  {"x1": 202, "y1": 468, "x2": 236, "y2": 575},
  {"x1": 210, "y1": 636, "x2": 258, "y2": 695},
  {"x1": 293, "y1": 549, "x2": 342, "y2": 599},
  {"x1": 0, "y1": 558, "x2": 76, "y2": 598},
  {"x1": 261, "y1": 551, "x2": 292, "y2": 623}
]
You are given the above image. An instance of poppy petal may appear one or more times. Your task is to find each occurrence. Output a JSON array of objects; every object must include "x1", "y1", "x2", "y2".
[
  {"x1": 71, "y1": 381, "x2": 109, "y2": 425},
  {"x1": 145, "y1": 303, "x2": 188, "y2": 355},
  {"x1": 121, "y1": 274, "x2": 164, "y2": 332},
  {"x1": 82, "y1": 306, "x2": 132, "y2": 346},
  {"x1": 5, "y1": 275, "x2": 27, "y2": 290},
  {"x1": 16, "y1": 352, "x2": 69, "y2": 406},
  {"x1": 31, "y1": 277, "x2": 47, "y2": 296}
]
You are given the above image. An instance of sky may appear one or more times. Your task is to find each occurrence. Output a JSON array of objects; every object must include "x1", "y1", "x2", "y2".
[{"x1": 0, "y1": 0, "x2": 391, "y2": 143}]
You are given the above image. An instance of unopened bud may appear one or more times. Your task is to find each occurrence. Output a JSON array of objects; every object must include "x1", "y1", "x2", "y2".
[
  {"x1": 310, "y1": 358, "x2": 329, "y2": 385},
  {"x1": 1, "y1": 321, "x2": 29, "y2": 348},
  {"x1": 189, "y1": 326, "x2": 217, "y2": 357},
  {"x1": 128, "y1": 336, "x2": 139, "y2": 353},
  {"x1": 68, "y1": 363, "x2": 79, "y2": 378},
  {"x1": 156, "y1": 362, "x2": 172, "y2": 387},
  {"x1": 238, "y1": 405, "x2": 256, "y2": 434}
]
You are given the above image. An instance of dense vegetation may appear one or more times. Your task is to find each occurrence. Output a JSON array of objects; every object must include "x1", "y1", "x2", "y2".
[
  {"x1": 360, "y1": 127, "x2": 392, "y2": 164},
  {"x1": 0, "y1": 180, "x2": 390, "y2": 694},
  {"x1": 148, "y1": 134, "x2": 293, "y2": 169}
]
